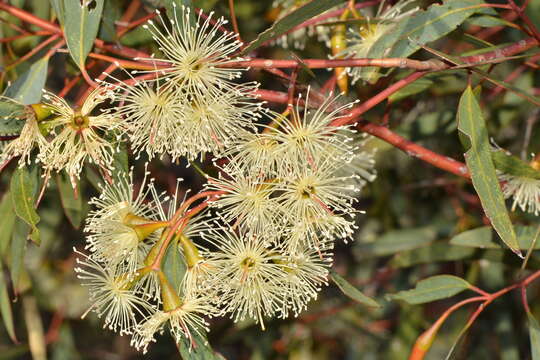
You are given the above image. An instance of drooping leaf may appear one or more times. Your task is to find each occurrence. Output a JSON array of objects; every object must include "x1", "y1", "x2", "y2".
[
  {"x1": 55, "y1": 172, "x2": 83, "y2": 229},
  {"x1": 0, "y1": 192, "x2": 16, "y2": 256},
  {"x1": 5, "y1": 57, "x2": 48, "y2": 104},
  {"x1": 466, "y1": 15, "x2": 518, "y2": 28},
  {"x1": 49, "y1": 0, "x2": 65, "y2": 25},
  {"x1": 10, "y1": 220, "x2": 29, "y2": 292},
  {"x1": 241, "y1": 0, "x2": 342, "y2": 55},
  {"x1": 387, "y1": 275, "x2": 471, "y2": 305},
  {"x1": 0, "y1": 259, "x2": 17, "y2": 342},
  {"x1": 362, "y1": 226, "x2": 437, "y2": 256},
  {"x1": 361, "y1": 0, "x2": 491, "y2": 82},
  {"x1": 98, "y1": 0, "x2": 122, "y2": 42},
  {"x1": 457, "y1": 86, "x2": 520, "y2": 255},
  {"x1": 10, "y1": 166, "x2": 40, "y2": 245},
  {"x1": 528, "y1": 312, "x2": 540, "y2": 360},
  {"x1": 0, "y1": 99, "x2": 26, "y2": 135},
  {"x1": 450, "y1": 226, "x2": 540, "y2": 250},
  {"x1": 388, "y1": 77, "x2": 434, "y2": 103},
  {"x1": 63, "y1": 0, "x2": 105, "y2": 69},
  {"x1": 163, "y1": 0, "x2": 195, "y2": 26},
  {"x1": 22, "y1": 296, "x2": 46, "y2": 360},
  {"x1": 163, "y1": 240, "x2": 187, "y2": 294},
  {"x1": 390, "y1": 243, "x2": 475, "y2": 268},
  {"x1": 492, "y1": 149, "x2": 540, "y2": 180},
  {"x1": 177, "y1": 331, "x2": 224, "y2": 360},
  {"x1": 330, "y1": 271, "x2": 380, "y2": 307}
]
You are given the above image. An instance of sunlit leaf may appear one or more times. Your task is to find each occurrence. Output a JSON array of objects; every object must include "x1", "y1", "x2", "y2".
[
  {"x1": 450, "y1": 226, "x2": 540, "y2": 250},
  {"x1": 63, "y1": 0, "x2": 105, "y2": 68},
  {"x1": 330, "y1": 271, "x2": 380, "y2": 307},
  {"x1": 5, "y1": 57, "x2": 48, "y2": 104},
  {"x1": 241, "y1": 0, "x2": 342, "y2": 55},
  {"x1": 55, "y1": 172, "x2": 83, "y2": 229},
  {"x1": 387, "y1": 275, "x2": 471, "y2": 305},
  {"x1": 457, "y1": 86, "x2": 520, "y2": 255},
  {"x1": 10, "y1": 166, "x2": 40, "y2": 245},
  {"x1": 0, "y1": 258, "x2": 17, "y2": 342}
]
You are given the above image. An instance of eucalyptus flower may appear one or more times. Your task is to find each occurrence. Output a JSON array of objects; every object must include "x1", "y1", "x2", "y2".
[
  {"x1": 142, "y1": 4, "x2": 247, "y2": 98},
  {"x1": 0, "y1": 97, "x2": 48, "y2": 168},
  {"x1": 206, "y1": 164, "x2": 283, "y2": 235},
  {"x1": 75, "y1": 250, "x2": 154, "y2": 336},
  {"x1": 38, "y1": 86, "x2": 121, "y2": 183},
  {"x1": 500, "y1": 173, "x2": 540, "y2": 216},
  {"x1": 85, "y1": 166, "x2": 165, "y2": 274},
  {"x1": 277, "y1": 244, "x2": 333, "y2": 318},
  {"x1": 203, "y1": 230, "x2": 286, "y2": 329}
]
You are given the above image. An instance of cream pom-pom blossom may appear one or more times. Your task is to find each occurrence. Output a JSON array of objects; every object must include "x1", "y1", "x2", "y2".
[{"x1": 66, "y1": 4, "x2": 378, "y2": 354}]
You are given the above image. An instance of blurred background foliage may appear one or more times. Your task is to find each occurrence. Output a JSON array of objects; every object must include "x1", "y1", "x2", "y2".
[{"x1": 0, "y1": 0, "x2": 540, "y2": 359}]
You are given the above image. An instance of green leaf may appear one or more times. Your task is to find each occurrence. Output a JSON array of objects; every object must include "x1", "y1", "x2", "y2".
[
  {"x1": 492, "y1": 150, "x2": 540, "y2": 180},
  {"x1": 10, "y1": 220, "x2": 29, "y2": 292},
  {"x1": 457, "y1": 86, "x2": 520, "y2": 255},
  {"x1": 98, "y1": 0, "x2": 122, "y2": 42},
  {"x1": 55, "y1": 172, "x2": 83, "y2": 229},
  {"x1": 0, "y1": 192, "x2": 16, "y2": 256},
  {"x1": 466, "y1": 15, "x2": 516, "y2": 28},
  {"x1": 63, "y1": 0, "x2": 105, "y2": 69},
  {"x1": 10, "y1": 166, "x2": 40, "y2": 245},
  {"x1": 0, "y1": 259, "x2": 17, "y2": 342},
  {"x1": 49, "y1": 0, "x2": 65, "y2": 25},
  {"x1": 5, "y1": 57, "x2": 49, "y2": 105},
  {"x1": 0, "y1": 100, "x2": 27, "y2": 135},
  {"x1": 163, "y1": 240, "x2": 187, "y2": 294},
  {"x1": 388, "y1": 78, "x2": 434, "y2": 103},
  {"x1": 177, "y1": 330, "x2": 225, "y2": 360},
  {"x1": 528, "y1": 312, "x2": 540, "y2": 360},
  {"x1": 330, "y1": 270, "x2": 380, "y2": 307},
  {"x1": 387, "y1": 275, "x2": 471, "y2": 305},
  {"x1": 361, "y1": 0, "x2": 490, "y2": 82},
  {"x1": 450, "y1": 225, "x2": 540, "y2": 250},
  {"x1": 163, "y1": 0, "x2": 195, "y2": 27},
  {"x1": 390, "y1": 243, "x2": 475, "y2": 268},
  {"x1": 177, "y1": 331, "x2": 224, "y2": 360},
  {"x1": 363, "y1": 227, "x2": 437, "y2": 256},
  {"x1": 241, "y1": 0, "x2": 342, "y2": 55}
]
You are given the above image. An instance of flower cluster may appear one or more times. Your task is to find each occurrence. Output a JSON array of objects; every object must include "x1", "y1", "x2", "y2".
[
  {"x1": 1, "y1": 4, "x2": 377, "y2": 354},
  {"x1": 0, "y1": 87, "x2": 120, "y2": 184}
]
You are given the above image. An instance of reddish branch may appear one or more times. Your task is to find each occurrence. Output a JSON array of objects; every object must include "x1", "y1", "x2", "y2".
[
  {"x1": 255, "y1": 88, "x2": 470, "y2": 179},
  {"x1": 409, "y1": 269, "x2": 540, "y2": 360}
]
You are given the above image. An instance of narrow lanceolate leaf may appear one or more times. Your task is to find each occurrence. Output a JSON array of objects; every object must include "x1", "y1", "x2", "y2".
[
  {"x1": 387, "y1": 275, "x2": 471, "y2": 305},
  {"x1": 241, "y1": 0, "x2": 342, "y2": 55},
  {"x1": 56, "y1": 172, "x2": 83, "y2": 229},
  {"x1": 330, "y1": 271, "x2": 380, "y2": 307},
  {"x1": 10, "y1": 166, "x2": 40, "y2": 245},
  {"x1": 492, "y1": 150, "x2": 540, "y2": 180},
  {"x1": 63, "y1": 0, "x2": 105, "y2": 69},
  {"x1": 163, "y1": 241, "x2": 186, "y2": 294},
  {"x1": 451, "y1": 226, "x2": 540, "y2": 250},
  {"x1": 177, "y1": 331, "x2": 224, "y2": 360},
  {"x1": 457, "y1": 86, "x2": 520, "y2": 255},
  {"x1": 163, "y1": 0, "x2": 195, "y2": 26},
  {"x1": 22, "y1": 296, "x2": 46, "y2": 360},
  {"x1": 50, "y1": 0, "x2": 65, "y2": 25},
  {"x1": 5, "y1": 57, "x2": 49, "y2": 105},
  {"x1": 0, "y1": 100, "x2": 26, "y2": 136},
  {"x1": 0, "y1": 259, "x2": 17, "y2": 342},
  {"x1": 10, "y1": 220, "x2": 29, "y2": 292},
  {"x1": 0, "y1": 192, "x2": 16, "y2": 256},
  {"x1": 361, "y1": 0, "x2": 490, "y2": 82},
  {"x1": 528, "y1": 312, "x2": 540, "y2": 360}
]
